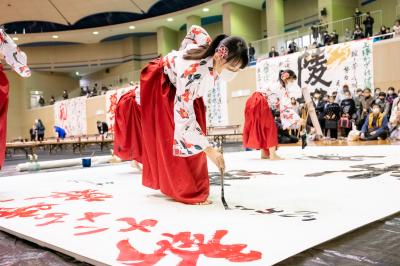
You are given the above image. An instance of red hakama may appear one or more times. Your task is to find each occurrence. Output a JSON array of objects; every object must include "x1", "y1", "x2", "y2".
[
  {"x1": 0, "y1": 65, "x2": 9, "y2": 168},
  {"x1": 242, "y1": 92, "x2": 278, "y2": 152},
  {"x1": 114, "y1": 58, "x2": 209, "y2": 204}
]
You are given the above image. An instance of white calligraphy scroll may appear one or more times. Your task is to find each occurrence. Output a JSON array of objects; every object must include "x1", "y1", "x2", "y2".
[
  {"x1": 54, "y1": 97, "x2": 87, "y2": 136},
  {"x1": 105, "y1": 86, "x2": 136, "y2": 133},
  {"x1": 203, "y1": 79, "x2": 228, "y2": 126}
]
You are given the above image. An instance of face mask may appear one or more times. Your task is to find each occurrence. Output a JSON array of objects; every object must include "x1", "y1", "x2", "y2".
[
  {"x1": 373, "y1": 108, "x2": 380, "y2": 114},
  {"x1": 219, "y1": 69, "x2": 238, "y2": 82}
]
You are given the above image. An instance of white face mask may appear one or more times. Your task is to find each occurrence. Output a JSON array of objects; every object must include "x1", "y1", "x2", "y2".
[{"x1": 219, "y1": 69, "x2": 238, "y2": 82}]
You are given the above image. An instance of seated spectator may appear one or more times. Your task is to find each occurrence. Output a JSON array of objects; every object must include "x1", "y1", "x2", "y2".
[
  {"x1": 373, "y1": 92, "x2": 390, "y2": 117},
  {"x1": 360, "y1": 103, "x2": 389, "y2": 140},
  {"x1": 353, "y1": 88, "x2": 363, "y2": 128},
  {"x1": 323, "y1": 95, "x2": 341, "y2": 139},
  {"x1": 38, "y1": 96, "x2": 45, "y2": 107},
  {"x1": 97, "y1": 121, "x2": 109, "y2": 136},
  {"x1": 248, "y1": 43, "x2": 256, "y2": 62},
  {"x1": 376, "y1": 25, "x2": 391, "y2": 40},
  {"x1": 80, "y1": 87, "x2": 87, "y2": 96},
  {"x1": 54, "y1": 126, "x2": 67, "y2": 139},
  {"x1": 29, "y1": 125, "x2": 36, "y2": 141},
  {"x1": 90, "y1": 86, "x2": 98, "y2": 97},
  {"x1": 322, "y1": 31, "x2": 331, "y2": 46},
  {"x1": 389, "y1": 100, "x2": 400, "y2": 140},
  {"x1": 49, "y1": 96, "x2": 56, "y2": 105},
  {"x1": 353, "y1": 25, "x2": 365, "y2": 40},
  {"x1": 331, "y1": 30, "x2": 339, "y2": 44},
  {"x1": 344, "y1": 28, "x2": 352, "y2": 42},
  {"x1": 374, "y1": 87, "x2": 381, "y2": 98},
  {"x1": 62, "y1": 90, "x2": 68, "y2": 100},
  {"x1": 386, "y1": 87, "x2": 398, "y2": 106},
  {"x1": 393, "y1": 19, "x2": 400, "y2": 38},
  {"x1": 269, "y1": 46, "x2": 279, "y2": 58},
  {"x1": 361, "y1": 88, "x2": 374, "y2": 124},
  {"x1": 339, "y1": 91, "x2": 356, "y2": 137}
]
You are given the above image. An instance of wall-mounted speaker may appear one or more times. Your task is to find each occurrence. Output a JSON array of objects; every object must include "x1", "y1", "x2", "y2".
[{"x1": 320, "y1": 8, "x2": 327, "y2": 16}]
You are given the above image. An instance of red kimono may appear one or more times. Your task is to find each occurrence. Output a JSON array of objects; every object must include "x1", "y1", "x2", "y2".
[{"x1": 0, "y1": 65, "x2": 9, "y2": 168}]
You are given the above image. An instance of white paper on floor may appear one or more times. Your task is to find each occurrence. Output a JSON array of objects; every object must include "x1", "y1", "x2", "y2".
[{"x1": 0, "y1": 145, "x2": 399, "y2": 266}]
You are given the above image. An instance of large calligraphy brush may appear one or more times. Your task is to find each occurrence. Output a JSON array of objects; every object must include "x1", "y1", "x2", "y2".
[{"x1": 220, "y1": 167, "x2": 229, "y2": 210}]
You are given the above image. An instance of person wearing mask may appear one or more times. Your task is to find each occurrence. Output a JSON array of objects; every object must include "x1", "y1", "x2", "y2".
[
  {"x1": 353, "y1": 88, "x2": 364, "y2": 128},
  {"x1": 361, "y1": 88, "x2": 374, "y2": 122},
  {"x1": 377, "y1": 25, "x2": 390, "y2": 40},
  {"x1": 269, "y1": 46, "x2": 279, "y2": 58},
  {"x1": 339, "y1": 91, "x2": 357, "y2": 137},
  {"x1": 363, "y1": 12, "x2": 374, "y2": 37},
  {"x1": 288, "y1": 41, "x2": 297, "y2": 54},
  {"x1": 113, "y1": 26, "x2": 248, "y2": 205},
  {"x1": 344, "y1": 28, "x2": 352, "y2": 42},
  {"x1": 97, "y1": 121, "x2": 109, "y2": 137},
  {"x1": 54, "y1": 126, "x2": 67, "y2": 139},
  {"x1": 29, "y1": 125, "x2": 36, "y2": 141},
  {"x1": 354, "y1": 8, "x2": 362, "y2": 28},
  {"x1": 323, "y1": 95, "x2": 341, "y2": 139},
  {"x1": 373, "y1": 92, "x2": 390, "y2": 117},
  {"x1": 49, "y1": 96, "x2": 56, "y2": 105},
  {"x1": 248, "y1": 43, "x2": 256, "y2": 62},
  {"x1": 243, "y1": 69, "x2": 302, "y2": 160},
  {"x1": 353, "y1": 25, "x2": 365, "y2": 40},
  {"x1": 62, "y1": 90, "x2": 68, "y2": 100},
  {"x1": 360, "y1": 103, "x2": 389, "y2": 140},
  {"x1": 35, "y1": 119, "x2": 45, "y2": 141},
  {"x1": 374, "y1": 87, "x2": 381, "y2": 99},
  {"x1": 38, "y1": 96, "x2": 45, "y2": 107},
  {"x1": 311, "y1": 89, "x2": 326, "y2": 133},
  {"x1": 389, "y1": 100, "x2": 400, "y2": 140},
  {"x1": 335, "y1": 84, "x2": 350, "y2": 105},
  {"x1": 393, "y1": 20, "x2": 400, "y2": 38}
]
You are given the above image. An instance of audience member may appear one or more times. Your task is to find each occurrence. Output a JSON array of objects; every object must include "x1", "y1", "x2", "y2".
[
  {"x1": 393, "y1": 19, "x2": 400, "y2": 38},
  {"x1": 374, "y1": 87, "x2": 381, "y2": 98},
  {"x1": 49, "y1": 96, "x2": 56, "y2": 105},
  {"x1": 339, "y1": 91, "x2": 356, "y2": 137},
  {"x1": 248, "y1": 43, "x2": 256, "y2": 62},
  {"x1": 288, "y1": 41, "x2": 297, "y2": 54},
  {"x1": 363, "y1": 12, "x2": 374, "y2": 37},
  {"x1": 29, "y1": 125, "x2": 36, "y2": 141},
  {"x1": 353, "y1": 25, "x2": 365, "y2": 40},
  {"x1": 322, "y1": 31, "x2": 331, "y2": 46},
  {"x1": 38, "y1": 96, "x2": 45, "y2": 107},
  {"x1": 353, "y1": 88, "x2": 364, "y2": 127},
  {"x1": 35, "y1": 119, "x2": 45, "y2": 141},
  {"x1": 290, "y1": 97, "x2": 301, "y2": 115},
  {"x1": 54, "y1": 126, "x2": 67, "y2": 139},
  {"x1": 361, "y1": 88, "x2": 374, "y2": 123},
  {"x1": 62, "y1": 90, "x2": 69, "y2": 100},
  {"x1": 344, "y1": 28, "x2": 352, "y2": 42},
  {"x1": 323, "y1": 95, "x2": 341, "y2": 139},
  {"x1": 331, "y1": 30, "x2": 339, "y2": 44},
  {"x1": 354, "y1": 8, "x2": 362, "y2": 28},
  {"x1": 389, "y1": 100, "x2": 400, "y2": 140},
  {"x1": 360, "y1": 103, "x2": 388, "y2": 140},
  {"x1": 373, "y1": 92, "x2": 390, "y2": 117},
  {"x1": 90, "y1": 86, "x2": 98, "y2": 97},
  {"x1": 377, "y1": 25, "x2": 391, "y2": 40},
  {"x1": 335, "y1": 84, "x2": 350, "y2": 105},
  {"x1": 97, "y1": 121, "x2": 109, "y2": 137},
  {"x1": 311, "y1": 89, "x2": 326, "y2": 132},
  {"x1": 311, "y1": 22, "x2": 320, "y2": 42},
  {"x1": 269, "y1": 46, "x2": 279, "y2": 58}
]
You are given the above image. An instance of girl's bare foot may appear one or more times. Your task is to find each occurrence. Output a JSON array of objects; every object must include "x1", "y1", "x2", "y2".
[
  {"x1": 131, "y1": 160, "x2": 142, "y2": 172},
  {"x1": 261, "y1": 149, "x2": 269, "y2": 159},
  {"x1": 194, "y1": 199, "x2": 213, "y2": 205},
  {"x1": 270, "y1": 153, "x2": 284, "y2": 160}
]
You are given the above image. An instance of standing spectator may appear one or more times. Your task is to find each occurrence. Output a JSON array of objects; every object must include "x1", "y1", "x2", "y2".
[
  {"x1": 248, "y1": 43, "x2": 256, "y2": 62},
  {"x1": 311, "y1": 89, "x2": 326, "y2": 132},
  {"x1": 35, "y1": 119, "x2": 45, "y2": 141},
  {"x1": 335, "y1": 84, "x2": 350, "y2": 105},
  {"x1": 353, "y1": 25, "x2": 365, "y2": 40},
  {"x1": 322, "y1": 31, "x2": 331, "y2": 46},
  {"x1": 90, "y1": 86, "x2": 98, "y2": 97},
  {"x1": 344, "y1": 28, "x2": 352, "y2": 42},
  {"x1": 29, "y1": 125, "x2": 36, "y2": 141},
  {"x1": 360, "y1": 103, "x2": 389, "y2": 140},
  {"x1": 373, "y1": 92, "x2": 390, "y2": 117},
  {"x1": 354, "y1": 8, "x2": 362, "y2": 28},
  {"x1": 331, "y1": 30, "x2": 339, "y2": 44},
  {"x1": 361, "y1": 88, "x2": 374, "y2": 123},
  {"x1": 97, "y1": 121, "x2": 109, "y2": 137},
  {"x1": 268, "y1": 46, "x2": 279, "y2": 58},
  {"x1": 311, "y1": 22, "x2": 320, "y2": 42},
  {"x1": 363, "y1": 12, "x2": 374, "y2": 37},
  {"x1": 62, "y1": 90, "x2": 68, "y2": 100},
  {"x1": 288, "y1": 41, "x2": 297, "y2": 54},
  {"x1": 339, "y1": 91, "x2": 356, "y2": 137},
  {"x1": 54, "y1": 126, "x2": 67, "y2": 139},
  {"x1": 38, "y1": 96, "x2": 45, "y2": 107},
  {"x1": 49, "y1": 96, "x2": 56, "y2": 105},
  {"x1": 323, "y1": 95, "x2": 341, "y2": 139},
  {"x1": 353, "y1": 88, "x2": 364, "y2": 128},
  {"x1": 389, "y1": 100, "x2": 400, "y2": 140},
  {"x1": 393, "y1": 20, "x2": 400, "y2": 38}
]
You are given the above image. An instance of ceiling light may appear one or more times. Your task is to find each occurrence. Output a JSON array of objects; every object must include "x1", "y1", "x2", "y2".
[
  {"x1": 52, "y1": 35, "x2": 59, "y2": 39},
  {"x1": 129, "y1": 25, "x2": 136, "y2": 30},
  {"x1": 12, "y1": 37, "x2": 18, "y2": 41},
  {"x1": 167, "y1": 18, "x2": 173, "y2": 22},
  {"x1": 75, "y1": 72, "x2": 79, "y2": 75},
  {"x1": 203, "y1": 8, "x2": 210, "y2": 12},
  {"x1": 92, "y1": 31, "x2": 99, "y2": 35}
]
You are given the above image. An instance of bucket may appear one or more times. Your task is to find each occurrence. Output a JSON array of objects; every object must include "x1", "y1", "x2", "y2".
[{"x1": 82, "y1": 158, "x2": 91, "y2": 167}]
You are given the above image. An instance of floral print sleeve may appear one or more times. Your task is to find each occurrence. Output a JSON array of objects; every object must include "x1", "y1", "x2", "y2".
[{"x1": 163, "y1": 25, "x2": 214, "y2": 157}]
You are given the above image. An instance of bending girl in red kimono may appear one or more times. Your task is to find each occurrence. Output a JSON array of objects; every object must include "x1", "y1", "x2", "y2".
[
  {"x1": 114, "y1": 25, "x2": 248, "y2": 205},
  {"x1": 243, "y1": 70, "x2": 302, "y2": 160},
  {"x1": 0, "y1": 28, "x2": 31, "y2": 169}
]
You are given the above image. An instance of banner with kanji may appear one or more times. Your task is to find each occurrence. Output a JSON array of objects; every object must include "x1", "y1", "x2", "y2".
[
  {"x1": 203, "y1": 79, "x2": 228, "y2": 126},
  {"x1": 256, "y1": 39, "x2": 374, "y2": 95},
  {"x1": 54, "y1": 97, "x2": 87, "y2": 136},
  {"x1": 105, "y1": 86, "x2": 136, "y2": 133}
]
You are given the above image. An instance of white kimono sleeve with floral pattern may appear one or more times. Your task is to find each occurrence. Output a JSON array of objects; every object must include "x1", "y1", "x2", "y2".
[
  {"x1": 257, "y1": 82, "x2": 300, "y2": 129},
  {"x1": 163, "y1": 25, "x2": 214, "y2": 157}
]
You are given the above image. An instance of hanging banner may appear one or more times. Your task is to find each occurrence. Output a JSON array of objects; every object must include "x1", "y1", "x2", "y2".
[
  {"x1": 256, "y1": 39, "x2": 374, "y2": 95},
  {"x1": 105, "y1": 85, "x2": 137, "y2": 133},
  {"x1": 203, "y1": 79, "x2": 228, "y2": 126},
  {"x1": 54, "y1": 97, "x2": 87, "y2": 136}
]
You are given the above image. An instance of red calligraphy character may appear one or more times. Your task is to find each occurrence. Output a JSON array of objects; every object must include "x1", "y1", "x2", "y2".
[
  {"x1": 0, "y1": 202, "x2": 57, "y2": 219},
  {"x1": 74, "y1": 226, "x2": 109, "y2": 236},
  {"x1": 25, "y1": 189, "x2": 112, "y2": 202},
  {"x1": 35, "y1": 212, "x2": 68, "y2": 226},
  {"x1": 116, "y1": 217, "x2": 157, "y2": 233},
  {"x1": 77, "y1": 212, "x2": 110, "y2": 223}
]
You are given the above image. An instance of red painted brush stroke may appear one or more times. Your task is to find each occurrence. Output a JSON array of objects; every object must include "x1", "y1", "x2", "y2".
[
  {"x1": 35, "y1": 212, "x2": 68, "y2": 226},
  {"x1": 74, "y1": 226, "x2": 109, "y2": 236},
  {"x1": 116, "y1": 217, "x2": 158, "y2": 233},
  {"x1": 25, "y1": 189, "x2": 112, "y2": 202},
  {"x1": 0, "y1": 202, "x2": 57, "y2": 219},
  {"x1": 77, "y1": 212, "x2": 110, "y2": 223}
]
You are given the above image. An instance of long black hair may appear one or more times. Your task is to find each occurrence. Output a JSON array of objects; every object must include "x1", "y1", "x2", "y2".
[
  {"x1": 278, "y1": 69, "x2": 297, "y2": 87},
  {"x1": 183, "y1": 34, "x2": 249, "y2": 69}
]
